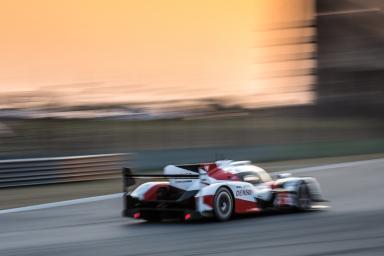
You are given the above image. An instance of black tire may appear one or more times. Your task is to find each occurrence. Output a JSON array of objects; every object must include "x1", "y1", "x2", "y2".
[
  {"x1": 213, "y1": 187, "x2": 234, "y2": 221},
  {"x1": 296, "y1": 183, "x2": 312, "y2": 210}
]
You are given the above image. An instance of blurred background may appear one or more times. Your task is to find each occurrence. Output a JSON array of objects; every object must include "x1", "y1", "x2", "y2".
[
  {"x1": 2, "y1": 2, "x2": 384, "y2": 256},
  {"x1": 0, "y1": 0, "x2": 383, "y2": 201}
]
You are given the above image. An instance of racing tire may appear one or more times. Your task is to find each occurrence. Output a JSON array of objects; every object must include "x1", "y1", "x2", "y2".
[
  {"x1": 296, "y1": 183, "x2": 312, "y2": 211},
  {"x1": 213, "y1": 187, "x2": 234, "y2": 221}
]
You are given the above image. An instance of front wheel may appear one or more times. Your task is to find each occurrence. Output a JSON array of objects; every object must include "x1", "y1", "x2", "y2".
[
  {"x1": 213, "y1": 187, "x2": 234, "y2": 221},
  {"x1": 296, "y1": 183, "x2": 312, "y2": 210}
]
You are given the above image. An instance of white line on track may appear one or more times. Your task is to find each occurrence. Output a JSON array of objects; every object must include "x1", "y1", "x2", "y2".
[
  {"x1": 0, "y1": 157, "x2": 383, "y2": 215},
  {"x1": 283, "y1": 158, "x2": 384, "y2": 175},
  {"x1": 0, "y1": 193, "x2": 123, "y2": 215}
]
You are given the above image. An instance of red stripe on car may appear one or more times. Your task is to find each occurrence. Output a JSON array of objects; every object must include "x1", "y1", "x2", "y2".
[
  {"x1": 203, "y1": 195, "x2": 214, "y2": 207},
  {"x1": 235, "y1": 198, "x2": 260, "y2": 214},
  {"x1": 143, "y1": 184, "x2": 169, "y2": 201}
]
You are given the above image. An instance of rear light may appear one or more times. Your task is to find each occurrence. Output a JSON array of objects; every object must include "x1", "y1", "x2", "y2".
[
  {"x1": 184, "y1": 213, "x2": 191, "y2": 220},
  {"x1": 133, "y1": 212, "x2": 141, "y2": 219}
]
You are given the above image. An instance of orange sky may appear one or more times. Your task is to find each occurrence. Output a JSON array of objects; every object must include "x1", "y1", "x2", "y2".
[{"x1": 0, "y1": 0, "x2": 315, "y2": 108}]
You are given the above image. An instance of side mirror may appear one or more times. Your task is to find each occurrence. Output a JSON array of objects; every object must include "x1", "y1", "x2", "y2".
[
  {"x1": 243, "y1": 175, "x2": 261, "y2": 184},
  {"x1": 275, "y1": 173, "x2": 292, "y2": 179}
]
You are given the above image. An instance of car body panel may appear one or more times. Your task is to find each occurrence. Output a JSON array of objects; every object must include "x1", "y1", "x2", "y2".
[{"x1": 122, "y1": 160, "x2": 325, "y2": 221}]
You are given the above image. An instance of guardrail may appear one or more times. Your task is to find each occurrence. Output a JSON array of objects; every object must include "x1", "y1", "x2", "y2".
[{"x1": 0, "y1": 153, "x2": 130, "y2": 188}]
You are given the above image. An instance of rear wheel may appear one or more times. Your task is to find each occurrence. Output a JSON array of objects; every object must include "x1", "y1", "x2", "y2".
[
  {"x1": 213, "y1": 187, "x2": 234, "y2": 221},
  {"x1": 296, "y1": 183, "x2": 312, "y2": 210}
]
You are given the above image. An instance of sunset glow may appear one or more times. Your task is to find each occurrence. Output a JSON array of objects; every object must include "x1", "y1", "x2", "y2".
[{"x1": 0, "y1": 0, "x2": 315, "y2": 108}]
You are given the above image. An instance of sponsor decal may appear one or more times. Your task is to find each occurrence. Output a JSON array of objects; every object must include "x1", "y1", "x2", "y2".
[{"x1": 236, "y1": 189, "x2": 252, "y2": 197}]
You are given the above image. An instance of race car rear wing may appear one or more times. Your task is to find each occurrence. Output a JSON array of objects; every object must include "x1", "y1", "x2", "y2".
[{"x1": 122, "y1": 167, "x2": 199, "y2": 191}]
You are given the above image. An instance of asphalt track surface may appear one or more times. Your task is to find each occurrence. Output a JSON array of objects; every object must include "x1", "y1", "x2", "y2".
[{"x1": 1, "y1": 159, "x2": 384, "y2": 256}]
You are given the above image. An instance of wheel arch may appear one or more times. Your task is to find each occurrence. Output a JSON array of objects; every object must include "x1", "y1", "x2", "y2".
[
  {"x1": 213, "y1": 185, "x2": 235, "y2": 221},
  {"x1": 219, "y1": 185, "x2": 235, "y2": 205},
  {"x1": 294, "y1": 177, "x2": 324, "y2": 201}
]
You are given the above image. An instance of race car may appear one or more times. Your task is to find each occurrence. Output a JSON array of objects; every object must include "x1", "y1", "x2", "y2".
[{"x1": 122, "y1": 160, "x2": 325, "y2": 221}]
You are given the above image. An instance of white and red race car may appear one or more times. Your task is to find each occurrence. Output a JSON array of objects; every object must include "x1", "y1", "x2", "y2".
[{"x1": 122, "y1": 160, "x2": 325, "y2": 221}]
